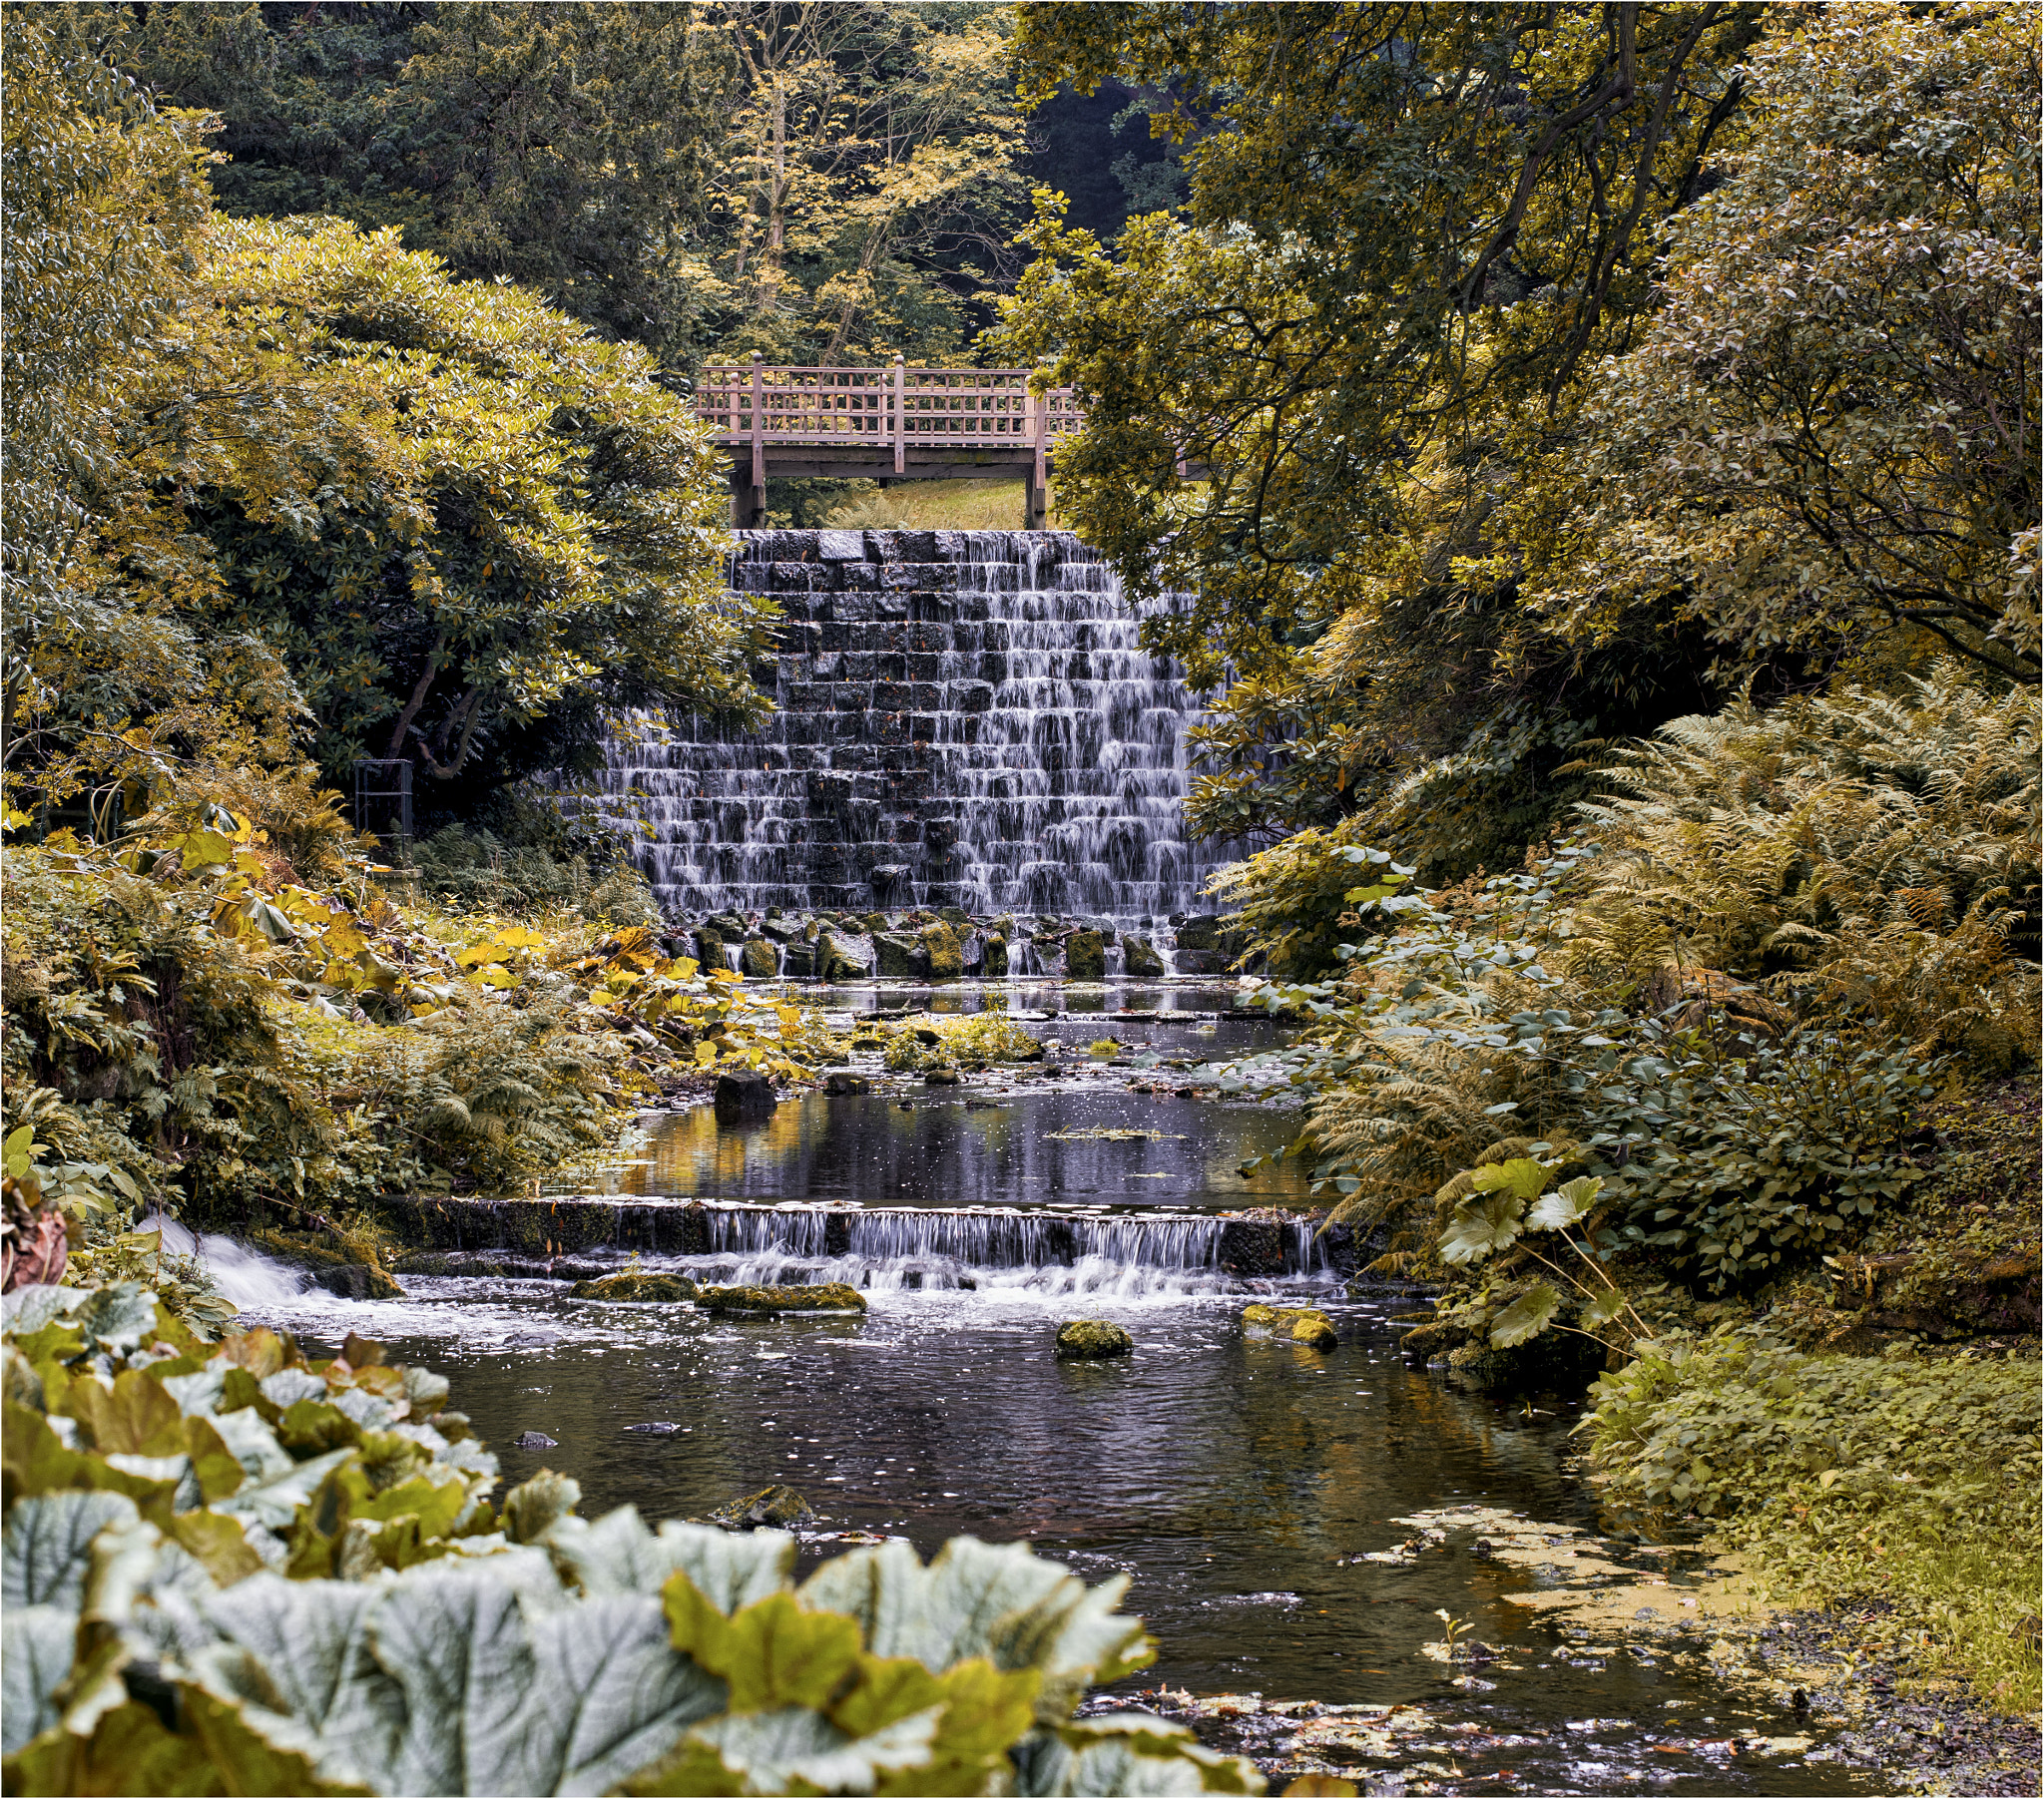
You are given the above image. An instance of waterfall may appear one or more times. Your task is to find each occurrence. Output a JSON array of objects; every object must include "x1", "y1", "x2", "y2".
[
  {"x1": 596, "y1": 529, "x2": 1233, "y2": 921},
  {"x1": 147, "y1": 1213, "x2": 309, "y2": 1310}
]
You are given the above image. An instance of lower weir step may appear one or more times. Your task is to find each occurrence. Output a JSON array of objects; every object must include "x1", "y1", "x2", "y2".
[{"x1": 377, "y1": 1197, "x2": 1354, "y2": 1276}]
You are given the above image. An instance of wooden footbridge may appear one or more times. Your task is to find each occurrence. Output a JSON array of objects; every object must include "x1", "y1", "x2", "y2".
[{"x1": 697, "y1": 354, "x2": 1082, "y2": 526}]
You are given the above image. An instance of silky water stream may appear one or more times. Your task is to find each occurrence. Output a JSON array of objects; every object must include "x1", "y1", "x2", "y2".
[{"x1": 189, "y1": 987, "x2": 1884, "y2": 1796}]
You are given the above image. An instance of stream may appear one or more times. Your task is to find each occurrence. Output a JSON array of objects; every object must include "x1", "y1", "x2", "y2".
[{"x1": 186, "y1": 980, "x2": 1893, "y2": 1796}]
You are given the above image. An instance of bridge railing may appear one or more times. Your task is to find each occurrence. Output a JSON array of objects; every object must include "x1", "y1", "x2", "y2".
[{"x1": 698, "y1": 357, "x2": 1082, "y2": 480}]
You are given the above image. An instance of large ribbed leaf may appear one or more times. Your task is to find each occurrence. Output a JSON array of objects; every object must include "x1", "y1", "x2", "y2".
[
  {"x1": 795, "y1": 1537, "x2": 1152, "y2": 1721},
  {"x1": 1011, "y1": 1715, "x2": 1261, "y2": 1796},
  {"x1": 544, "y1": 1506, "x2": 792, "y2": 1611},
  {"x1": 3, "y1": 1491, "x2": 139, "y2": 1609},
  {"x1": 2, "y1": 1607, "x2": 78, "y2": 1755}
]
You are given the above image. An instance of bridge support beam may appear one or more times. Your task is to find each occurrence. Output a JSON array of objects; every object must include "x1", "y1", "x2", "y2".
[
  {"x1": 1024, "y1": 467, "x2": 1048, "y2": 530},
  {"x1": 730, "y1": 466, "x2": 766, "y2": 528}
]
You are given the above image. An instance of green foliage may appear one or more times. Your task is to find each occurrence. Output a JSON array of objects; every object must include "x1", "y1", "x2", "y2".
[
  {"x1": 1532, "y1": 5, "x2": 2040, "y2": 682},
  {"x1": 1585, "y1": 1330, "x2": 2042, "y2": 1713},
  {"x1": 0, "y1": 1287, "x2": 1261, "y2": 1797},
  {"x1": 1569, "y1": 665, "x2": 2042, "y2": 1067},
  {"x1": 124, "y1": 1, "x2": 1027, "y2": 369},
  {"x1": 1206, "y1": 834, "x2": 1417, "y2": 982},
  {"x1": 877, "y1": 1011, "x2": 1044, "y2": 1074}
]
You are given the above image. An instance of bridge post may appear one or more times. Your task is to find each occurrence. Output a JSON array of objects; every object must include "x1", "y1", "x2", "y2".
[
  {"x1": 1026, "y1": 372, "x2": 1048, "y2": 528},
  {"x1": 733, "y1": 350, "x2": 766, "y2": 526}
]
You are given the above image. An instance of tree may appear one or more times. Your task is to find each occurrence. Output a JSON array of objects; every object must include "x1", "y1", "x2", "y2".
[
  {"x1": 123, "y1": 1, "x2": 1028, "y2": 369},
  {"x1": 171, "y1": 215, "x2": 775, "y2": 803},
  {"x1": 1530, "y1": 6, "x2": 2039, "y2": 683},
  {"x1": 997, "y1": 2, "x2": 1769, "y2": 870},
  {"x1": 3, "y1": 15, "x2": 770, "y2": 828}
]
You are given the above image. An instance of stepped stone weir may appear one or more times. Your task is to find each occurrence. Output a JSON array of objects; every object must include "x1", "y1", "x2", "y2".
[{"x1": 599, "y1": 529, "x2": 1232, "y2": 921}]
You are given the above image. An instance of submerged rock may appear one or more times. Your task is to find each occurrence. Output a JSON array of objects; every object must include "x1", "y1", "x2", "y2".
[
  {"x1": 622, "y1": 1421, "x2": 684, "y2": 1436},
  {"x1": 1242, "y1": 1302, "x2": 1338, "y2": 1349},
  {"x1": 511, "y1": 1431, "x2": 558, "y2": 1450},
  {"x1": 1055, "y1": 1318, "x2": 1134, "y2": 1360},
  {"x1": 568, "y1": 1271, "x2": 700, "y2": 1302},
  {"x1": 714, "y1": 1069, "x2": 777, "y2": 1125},
  {"x1": 708, "y1": 1484, "x2": 815, "y2": 1531},
  {"x1": 697, "y1": 1282, "x2": 867, "y2": 1313},
  {"x1": 822, "y1": 1071, "x2": 872, "y2": 1096},
  {"x1": 923, "y1": 1067, "x2": 961, "y2": 1086},
  {"x1": 313, "y1": 1263, "x2": 402, "y2": 1300}
]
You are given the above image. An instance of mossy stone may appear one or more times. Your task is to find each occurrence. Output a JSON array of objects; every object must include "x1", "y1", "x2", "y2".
[
  {"x1": 1064, "y1": 930, "x2": 1106, "y2": 981},
  {"x1": 568, "y1": 1271, "x2": 700, "y2": 1302},
  {"x1": 697, "y1": 1281, "x2": 866, "y2": 1313},
  {"x1": 708, "y1": 1483, "x2": 815, "y2": 1531},
  {"x1": 920, "y1": 922, "x2": 964, "y2": 979},
  {"x1": 1123, "y1": 935, "x2": 1166, "y2": 978},
  {"x1": 1241, "y1": 1302, "x2": 1338, "y2": 1349},
  {"x1": 740, "y1": 937, "x2": 780, "y2": 978},
  {"x1": 1055, "y1": 1318, "x2": 1134, "y2": 1360}
]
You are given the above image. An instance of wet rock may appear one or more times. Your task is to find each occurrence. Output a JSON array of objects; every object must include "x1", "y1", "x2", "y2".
[
  {"x1": 981, "y1": 933, "x2": 1009, "y2": 977},
  {"x1": 709, "y1": 1484, "x2": 815, "y2": 1531},
  {"x1": 1218, "y1": 1217, "x2": 1287, "y2": 1276},
  {"x1": 714, "y1": 1069, "x2": 778, "y2": 1125},
  {"x1": 568, "y1": 1271, "x2": 700, "y2": 1302},
  {"x1": 760, "y1": 916, "x2": 800, "y2": 943},
  {"x1": 622, "y1": 1421, "x2": 684, "y2": 1436},
  {"x1": 694, "y1": 927, "x2": 724, "y2": 965},
  {"x1": 1065, "y1": 929, "x2": 1106, "y2": 981},
  {"x1": 822, "y1": 1071, "x2": 871, "y2": 1096},
  {"x1": 697, "y1": 1282, "x2": 867, "y2": 1313},
  {"x1": 1123, "y1": 934, "x2": 1166, "y2": 978},
  {"x1": 780, "y1": 942, "x2": 816, "y2": 979},
  {"x1": 817, "y1": 931, "x2": 869, "y2": 978},
  {"x1": 1175, "y1": 915, "x2": 1221, "y2": 951},
  {"x1": 1055, "y1": 1318, "x2": 1134, "y2": 1360},
  {"x1": 740, "y1": 937, "x2": 779, "y2": 978},
  {"x1": 872, "y1": 932, "x2": 926, "y2": 978},
  {"x1": 923, "y1": 1067, "x2": 961, "y2": 1086},
  {"x1": 511, "y1": 1431, "x2": 557, "y2": 1450},
  {"x1": 920, "y1": 922, "x2": 964, "y2": 979},
  {"x1": 1242, "y1": 1302, "x2": 1338, "y2": 1349},
  {"x1": 313, "y1": 1263, "x2": 402, "y2": 1300}
]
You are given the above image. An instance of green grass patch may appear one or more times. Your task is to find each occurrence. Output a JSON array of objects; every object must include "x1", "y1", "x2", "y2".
[{"x1": 820, "y1": 478, "x2": 1051, "y2": 532}]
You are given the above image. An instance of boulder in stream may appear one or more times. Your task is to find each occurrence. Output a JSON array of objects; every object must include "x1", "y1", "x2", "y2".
[
  {"x1": 981, "y1": 933, "x2": 1009, "y2": 977},
  {"x1": 1055, "y1": 1318, "x2": 1134, "y2": 1360},
  {"x1": 698, "y1": 1282, "x2": 867, "y2": 1313},
  {"x1": 313, "y1": 1263, "x2": 402, "y2": 1300},
  {"x1": 872, "y1": 932, "x2": 925, "y2": 978},
  {"x1": 1123, "y1": 934, "x2": 1166, "y2": 978},
  {"x1": 822, "y1": 1071, "x2": 871, "y2": 1096},
  {"x1": 511, "y1": 1431, "x2": 558, "y2": 1450},
  {"x1": 1242, "y1": 1302, "x2": 1338, "y2": 1349},
  {"x1": 708, "y1": 1483, "x2": 815, "y2": 1531},
  {"x1": 1064, "y1": 929, "x2": 1106, "y2": 981},
  {"x1": 920, "y1": 921, "x2": 964, "y2": 979},
  {"x1": 568, "y1": 1271, "x2": 699, "y2": 1302},
  {"x1": 714, "y1": 1070, "x2": 777, "y2": 1125},
  {"x1": 740, "y1": 937, "x2": 780, "y2": 977}
]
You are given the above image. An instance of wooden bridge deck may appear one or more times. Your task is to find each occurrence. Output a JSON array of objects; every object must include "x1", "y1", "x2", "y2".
[{"x1": 699, "y1": 356, "x2": 1081, "y2": 526}]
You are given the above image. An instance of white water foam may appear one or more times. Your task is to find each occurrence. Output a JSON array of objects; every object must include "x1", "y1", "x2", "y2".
[{"x1": 147, "y1": 1213, "x2": 309, "y2": 1311}]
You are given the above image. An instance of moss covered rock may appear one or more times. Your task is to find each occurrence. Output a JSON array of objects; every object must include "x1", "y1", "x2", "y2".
[
  {"x1": 568, "y1": 1271, "x2": 700, "y2": 1302},
  {"x1": 1242, "y1": 1303, "x2": 1338, "y2": 1349},
  {"x1": 740, "y1": 937, "x2": 780, "y2": 978},
  {"x1": 1055, "y1": 1318, "x2": 1134, "y2": 1360},
  {"x1": 697, "y1": 1281, "x2": 866, "y2": 1313},
  {"x1": 981, "y1": 933, "x2": 1009, "y2": 978},
  {"x1": 707, "y1": 1484, "x2": 815, "y2": 1531},
  {"x1": 1123, "y1": 935, "x2": 1166, "y2": 978},
  {"x1": 920, "y1": 922, "x2": 964, "y2": 980},
  {"x1": 312, "y1": 1263, "x2": 403, "y2": 1300},
  {"x1": 1064, "y1": 930, "x2": 1106, "y2": 981}
]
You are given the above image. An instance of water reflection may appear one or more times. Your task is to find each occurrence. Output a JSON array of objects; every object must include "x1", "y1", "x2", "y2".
[{"x1": 621, "y1": 1092, "x2": 1309, "y2": 1212}]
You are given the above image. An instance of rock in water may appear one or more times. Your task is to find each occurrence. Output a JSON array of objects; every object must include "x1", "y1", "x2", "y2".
[
  {"x1": 622, "y1": 1421, "x2": 684, "y2": 1436},
  {"x1": 708, "y1": 1484, "x2": 814, "y2": 1531},
  {"x1": 1123, "y1": 934, "x2": 1166, "y2": 978},
  {"x1": 1175, "y1": 915, "x2": 1221, "y2": 951},
  {"x1": 697, "y1": 1282, "x2": 867, "y2": 1313},
  {"x1": 740, "y1": 936, "x2": 779, "y2": 977},
  {"x1": 872, "y1": 932, "x2": 925, "y2": 978},
  {"x1": 714, "y1": 1070, "x2": 777, "y2": 1125},
  {"x1": 822, "y1": 1071, "x2": 871, "y2": 1096},
  {"x1": 568, "y1": 1271, "x2": 699, "y2": 1302},
  {"x1": 1064, "y1": 929, "x2": 1106, "y2": 981},
  {"x1": 1055, "y1": 1319, "x2": 1134, "y2": 1360},
  {"x1": 923, "y1": 1068, "x2": 961, "y2": 1086},
  {"x1": 313, "y1": 1263, "x2": 402, "y2": 1300},
  {"x1": 1241, "y1": 1302, "x2": 1338, "y2": 1349},
  {"x1": 920, "y1": 921, "x2": 964, "y2": 979},
  {"x1": 981, "y1": 933, "x2": 1009, "y2": 977},
  {"x1": 511, "y1": 1431, "x2": 558, "y2": 1450}
]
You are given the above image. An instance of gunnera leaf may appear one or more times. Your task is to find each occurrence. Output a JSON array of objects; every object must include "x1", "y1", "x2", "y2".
[
  {"x1": 1010, "y1": 1714, "x2": 1262, "y2": 1796},
  {"x1": 2, "y1": 1606, "x2": 80, "y2": 1755},
  {"x1": 502, "y1": 1471, "x2": 583, "y2": 1546},
  {"x1": 1467, "y1": 1158, "x2": 1550, "y2": 1201},
  {"x1": 1527, "y1": 1176, "x2": 1603, "y2": 1231},
  {"x1": 3, "y1": 1490, "x2": 140, "y2": 1610},
  {"x1": 546, "y1": 1507, "x2": 793, "y2": 1611},
  {"x1": 1438, "y1": 1193, "x2": 1526, "y2": 1265},
  {"x1": 1488, "y1": 1284, "x2": 1563, "y2": 1348}
]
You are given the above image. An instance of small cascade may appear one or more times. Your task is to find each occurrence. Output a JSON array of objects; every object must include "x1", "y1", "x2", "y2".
[
  {"x1": 387, "y1": 1196, "x2": 1350, "y2": 1299},
  {"x1": 149, "y1": 1213, "x2": 309, "y2": 1310},
  {"x1": 596, "y1": 530, "x2": 1238, "y2": 920}
]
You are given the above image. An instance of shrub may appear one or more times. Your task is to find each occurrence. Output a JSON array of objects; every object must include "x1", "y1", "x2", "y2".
[{"x1": 1586, "y1": 1329, "x2": 2042, "y2": 1712}]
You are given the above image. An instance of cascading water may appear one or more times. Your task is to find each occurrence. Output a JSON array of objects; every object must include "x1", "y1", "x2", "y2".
[{"x1": 596, "y1": 530, "x2": 1234, "y2": 920}]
